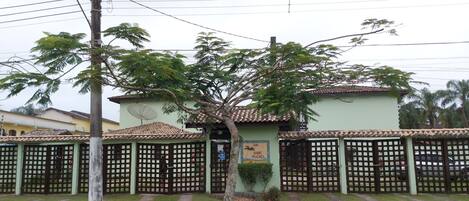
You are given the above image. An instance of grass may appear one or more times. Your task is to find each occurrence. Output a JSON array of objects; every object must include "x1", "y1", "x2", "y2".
[{"x1": 3, "y1": 193, "x2": 469, "y2": 201}]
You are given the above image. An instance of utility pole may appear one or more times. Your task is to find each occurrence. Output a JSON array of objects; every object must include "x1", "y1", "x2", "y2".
[{"x1": 89, "y1": 0, "x2": 103, "y2": 201}]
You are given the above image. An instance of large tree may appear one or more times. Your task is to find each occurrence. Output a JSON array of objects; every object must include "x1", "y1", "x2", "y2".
[
  {"x1": 442, "y1": 80, "x2": 469, "y2": 127},
  {"x1": 0, "y1": 19, "x2": 413, "y2": 201}
]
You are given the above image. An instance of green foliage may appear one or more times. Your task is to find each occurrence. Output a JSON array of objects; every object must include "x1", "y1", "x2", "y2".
[
  {"x1": 399, "y1": 80, "x2": 469, "y2": 129},
  {"x1": 238, "y1": 163, "x2": 273, "y2": 192},
  {"x1": 260, "y1": 187, "x2": 281, "y2": 201},
  {"x1": 10, "y1": 104, "x2": 45, "y2": 116},
  {"x1": 103, "y1": 23, "x2": 150, "y2": 48}
]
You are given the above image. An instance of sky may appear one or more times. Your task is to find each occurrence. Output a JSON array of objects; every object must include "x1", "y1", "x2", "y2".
[{"x1": 0, "y1": 0, "x2": 468, "y2": 121}]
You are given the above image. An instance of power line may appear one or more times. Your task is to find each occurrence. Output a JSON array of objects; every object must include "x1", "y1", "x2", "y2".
[
  {"x1": 0, "y1": 11, "x2": 81, "y2": 24},
  {"x1": 0, "y1": 17, "x2": 83, "y2": 30},
  {"x1": 128, "y1": 0, "x2": 269, "y2": 43},
  {"x1": 0, "y1": 0, "x2": 65, "y2": 10},
  {"x1": 338, "y1": 40, "x2": 469, "y2": 47},
  {"x1": 0, "y1": 4, "x2": 84, "y2": 17},
  {"x1": 104, "y1": 0, "x2": 386, "y2": 10},
  {"x1": 352, "y1": 56, "x2": 469, "y2": 61}
]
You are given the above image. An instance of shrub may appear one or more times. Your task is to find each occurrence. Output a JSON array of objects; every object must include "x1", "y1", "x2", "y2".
[
  {"x1": 238, "y1": 163, "x2": 273, "y2": 192},
  {"x1": 262, "y1": 187, "x2": 281, "y2": 201}
]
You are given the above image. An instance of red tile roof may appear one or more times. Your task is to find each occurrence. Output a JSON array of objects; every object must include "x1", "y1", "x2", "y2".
[
  {"x1": 279, "y1": 128, "x2": 469, "y2": 139},
  {"x1": 308, "y1": 86, "x2": 408, "y2": 96},
  {"x1": 0, "y1": 122, "x2": 204, "y2": 143},
  {"x1": 186, "y1": 108, "x2": 292, "y2": 127}
]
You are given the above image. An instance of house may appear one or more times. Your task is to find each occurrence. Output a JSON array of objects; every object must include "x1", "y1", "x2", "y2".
[
  {"x1": 38, "y1": 108, "x2": 120, "y2": 132},
  {"x1": 108, "y1": 85, "x2": 406, "y2": 192},
  {"x1": 0, "y1": 109, "x2": 76, "y2": 136}
]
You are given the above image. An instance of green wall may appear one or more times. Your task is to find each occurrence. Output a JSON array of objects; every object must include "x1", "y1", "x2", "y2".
[
  {"x1": 119, "y1": 99, "x2": 195, "y2": 131},
  {"x1": 308, "y1": 95, "x2": 399, "y2": 130},
  {"x1": 235, "y1": 124, "x2": 280, "y2": 193}
]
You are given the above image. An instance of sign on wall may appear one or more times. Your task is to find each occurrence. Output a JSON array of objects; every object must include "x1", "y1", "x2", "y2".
[{"x1": 242, "y1": 141, "x2": 269, "y2": 163}]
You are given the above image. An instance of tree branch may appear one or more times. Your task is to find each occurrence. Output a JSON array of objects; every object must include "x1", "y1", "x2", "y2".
[{"x1": 304, "y1": 28, "x2": 384, "y2": 48}]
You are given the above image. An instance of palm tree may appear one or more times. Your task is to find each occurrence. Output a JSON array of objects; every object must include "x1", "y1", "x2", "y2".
[
  {"x1": 399, "y1": 101, "x2": 425, "y2": 129},
  {"x1": 442, "y1": 80, "x2": 469, "y2": 127},
  {"x1": 407, "y1": 88, "x2": 445, "y2": 128}
]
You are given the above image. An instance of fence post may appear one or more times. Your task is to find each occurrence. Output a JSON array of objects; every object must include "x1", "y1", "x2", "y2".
[
  {"x1": 205, "y1": 138, "x2": 211, "y2": 193},
  {"x1": 15, "y1": 143, "x2": 24, "y2": 195},
  {"x1": 130, "y1": 142, "x2": 137, "y2": 195},
  {"x1": 71, "y1": 143, "x2": 81, "y2": 195},
  {"x1": 405, "y1": 137, "x2": 417, "y2": 195},
  {"x1": 338, "y1": 138, "x2": 347, "y2": 194}
]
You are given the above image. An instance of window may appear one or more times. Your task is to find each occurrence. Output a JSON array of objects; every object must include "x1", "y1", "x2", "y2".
[
  {"x1": 20, "y1": 130, "x2": 25, "y2": 135},
  {"x1": 8, "y1": 130, "x2": 16, "y2": 136}
]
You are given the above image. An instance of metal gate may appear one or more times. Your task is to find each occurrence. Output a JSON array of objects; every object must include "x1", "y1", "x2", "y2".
[
  {"x1": 345, "y1": 139, "x2": 408, "y2": 193},
  {"x1": 0, "y1": 145, "x2": 17, "y2": 193},
  {"x1": 279, "y1": 140, "x2": 339, "y2": 192},
  {"x1": 79, "y1": 144, "x2": 132, "y2": 193},
  {"x1": 22, "y1": 145, "x2": 74, "y2": 194},
  {"x1": 210, "y1": 141, "x2": 230, "y2": 193},
  {"x1": 413, "y1": 138, "x2": 469, "y2": 193},
  {"x1": 136, "y1": 142, "x2": 206, "y2": 194}
]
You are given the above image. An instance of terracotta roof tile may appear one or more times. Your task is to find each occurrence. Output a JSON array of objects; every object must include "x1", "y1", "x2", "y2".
[
  {"x1": 0, "y1": 122, "x2": 204, "y2": 143},
  {"x1": 279, "y1": 128, "x2": 469, "y2": 139},
  {"x1": 308, "y1": 86, "x2": 408, "y2": 96},
  {"x1": 22, "y1": 129, "x2": 72, "y2": 136},
  {"x1": 186, "y1": 108, "x2": 291, "y2": 127}
]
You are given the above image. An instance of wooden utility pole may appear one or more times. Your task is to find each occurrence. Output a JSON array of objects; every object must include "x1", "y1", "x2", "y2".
[{"x1": 89, "y1": 0, "x2": 103, "y2": 200}]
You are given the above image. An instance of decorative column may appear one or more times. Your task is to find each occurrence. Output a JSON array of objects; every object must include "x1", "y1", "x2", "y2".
[
  {"x1": 15, "y1": 143, "x2": 24, "y2": 195},
  {"x1": 130, "y1": 142, "x2": 138, "y2": 194},
  {"x1": 338, "y1": 138, "x2": 348, "y2": 194},
  {"x1": 205, "y1": 137, "x2": 211, "y2": 193},
  {"x1": 405, "y1": 137, "x2": 417, "y2": 195},
  {"x1": 71, "y1": 143, "x2": 81, "y2": 195}
]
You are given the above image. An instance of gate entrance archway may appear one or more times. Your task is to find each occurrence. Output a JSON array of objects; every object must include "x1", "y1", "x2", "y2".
[{"x1": 345, "y1": 139, "x2": 408, "y2": 193}]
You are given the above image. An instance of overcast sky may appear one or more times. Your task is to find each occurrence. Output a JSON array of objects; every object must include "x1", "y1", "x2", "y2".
[{"x1": 1, "y1": 0, "x2": 468, "y2": 121}]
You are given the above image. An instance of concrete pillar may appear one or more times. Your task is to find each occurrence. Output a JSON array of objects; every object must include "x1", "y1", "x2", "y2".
[
  {"x1": 130, "y1": 142, "x2": 138, "y2": 195},
  {"x1": 405, "y1": 137, "x2": 417, "y2": 195},
  {"x1": 205, "y1": 138, "x2": 211, "y2": 193},
  {"x1": 338, "y1": 138, "x2": 347, "y2": 194},
  {"x1": 15, "y1": 143, "x2": 24, "y2": 195},
  {"x1": 71, "y1": 143, "x2": 81, "y2": 195}
]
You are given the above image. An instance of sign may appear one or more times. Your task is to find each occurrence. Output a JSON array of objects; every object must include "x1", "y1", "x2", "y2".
[
  {"x1": 217, "y1": 144, "x2": 226, "y2": 161},
  {"x1": 242, "y1": 141, "x2": 269, "y2": 163}
]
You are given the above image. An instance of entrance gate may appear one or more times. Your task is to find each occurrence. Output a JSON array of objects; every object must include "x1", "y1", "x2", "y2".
[
  {"x1": 210, "y1": 141, "x2": 230, "y2": 193},
  {"x1": 279, "y1": 140, "x2": 340, "y2": 192},
  {"x1": 345, "y1": 139, "x2": 408, "y2": 193},
  {"x1": 22, "y1": 145, "x2": 74, "y2": 194},
  {"x1": 136, "y1": 142, "x2": 206, "y2": 194}
]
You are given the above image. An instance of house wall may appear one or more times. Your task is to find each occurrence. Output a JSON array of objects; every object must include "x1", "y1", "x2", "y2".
[
  {"x1": 38, "y1": 110, "x2": 74, "y2": 123},
  {"x1": 235, "y1": 124, "x2": 280, "y2": 193},
  {"x1": 0, "y1": 111, "x2": 76, "y2": 134},
  {"x1": 308, "y1": 95, "x2": 399, "y2": 130},
  {"x1": 119, "y1": 99, "x2": 193, "y2": 130}
]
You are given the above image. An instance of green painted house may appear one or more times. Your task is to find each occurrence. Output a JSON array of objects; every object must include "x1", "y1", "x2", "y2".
[{"x1": 108, "y1": 86, "x2": 405, "y2": 193}]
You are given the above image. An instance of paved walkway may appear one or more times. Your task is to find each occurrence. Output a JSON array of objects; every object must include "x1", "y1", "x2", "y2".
[
  {"x1": 140, "y1": 194, "x2": 157, "y2": 201},
  {"x1": 178, "y1": 194, "x2": 193, "y2": 201},
  {"x1": 355, "y1": 193, "x2": 378, "y2": 201},
  {"x1": 287, "y1": 192, "x2": 301, "y2": 201}
]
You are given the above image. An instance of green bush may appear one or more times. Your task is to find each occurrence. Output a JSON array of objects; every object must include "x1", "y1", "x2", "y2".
[
  {"x1": 262, "y1": 187, "x2": 280, "y2": 201},
  {"x1": 238, "y1": 163, "x2": 273, "y2": 192}
]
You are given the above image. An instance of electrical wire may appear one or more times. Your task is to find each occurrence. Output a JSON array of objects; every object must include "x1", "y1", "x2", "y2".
[
  {"x1": 338, "y1": 41, "x2": 469, "y2": 47},
  {"x1": 0, "y1": 4, "x2": 83, "y2": 17},
  {"x1": 128, "y1": 0, "x2": 269, "y2": 43},
  {"x1": 0, "y1": 11, "x2": 82, "y2": 24},
  {"x1": 0, "y1": 17, "x2": 83, "y2": 30},
  {"x1": 0, "y1": 0, "x2": 65, "y2": 10}
]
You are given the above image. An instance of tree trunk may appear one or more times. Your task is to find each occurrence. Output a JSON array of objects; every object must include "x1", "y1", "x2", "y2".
[
  {"x1": 462, "y1": 100, "x2": 468, "y2": 127},
  {"x1": 223, "y1": 117, "x2": 240, "y2": 201},
  {"x1": 89, "y1": 0, "x2": 103, "y2": 201}
]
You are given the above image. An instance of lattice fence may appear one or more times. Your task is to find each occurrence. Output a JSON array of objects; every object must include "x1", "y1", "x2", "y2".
[
  {"x1": 136, "y1": 144, "x2": 170, "y2": 193},
  {"x1": 413, "y1": 139, "x2": 469, "y2": 193},
  {"x1": 310, "y1": 140, "x2": 339, "y2": 192},
  {"x1": 0, "y1": 145, "x2": 17, "y2": 193},
  {"x1": 211, "y1": 141, "x2": 230, "y2": 193},
  {"x1": 22, "y1": 145, "x2": 73, "y2": 194},
  {"x1": 280, "y1": 140, "x2": 309, "y2": 192},
  {"x1": 345, "y1": 139, "x2": 407, "y2": 193},
  {"x1": 80, "y1": 144, "x2": 132, "y2": 193}
]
